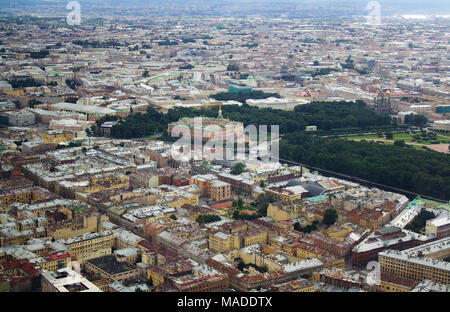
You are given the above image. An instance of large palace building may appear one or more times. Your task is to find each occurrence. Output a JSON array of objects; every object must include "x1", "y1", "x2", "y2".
[{"x1": 168, "y1": 105, "x2": 244, "y2": 142}]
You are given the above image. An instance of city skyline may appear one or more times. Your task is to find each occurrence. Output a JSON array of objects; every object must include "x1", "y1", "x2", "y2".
[{"x1": 0, "y1": 0, "x2": 448, "y2": 299}]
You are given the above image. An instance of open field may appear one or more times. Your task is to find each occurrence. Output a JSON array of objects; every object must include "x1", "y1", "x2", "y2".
[
  {"x1": 342, "y1": 132, "x2": 450, "y2": 143},
  {"x1": 341, "y1": 133, "x2": 450, "y2": 154}
]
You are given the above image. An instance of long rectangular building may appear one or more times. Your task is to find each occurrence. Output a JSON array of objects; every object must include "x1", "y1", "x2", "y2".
[{"x1": 379, "y1": 237, "x2": 450, "y2": 285}]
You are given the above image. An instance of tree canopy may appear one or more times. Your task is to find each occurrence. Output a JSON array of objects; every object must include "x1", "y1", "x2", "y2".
[
  {"x1": 196, "y1": 214, "x2": 221, "y2": 225},
  {"x1": 99, "y1": 100, "x2": 392, "y2": 139},
  {"x1": 405, "y1": 114, "x2": 428, "y2": 127},
  {"x1": 8, "y1": 78, "x2": 43, "y2": 88},
  {"x1": 90, "y1": 100, "x2": 449, "y2": 200},
  {"x1": 322, "y1": 209, "x2": 338, "y2": 226},
  {"x1": 231, "y1": 163, "x2": 246, "y2": 175},
  {"x1": 280, "y1": 133, "x2": 450, "y2": 200},
  {"x1": 210, "y1": 90, "x2": 280, "y2": 104},
  {"x1": 405, "y1": 209, "x2": 436, "y2": 233}
]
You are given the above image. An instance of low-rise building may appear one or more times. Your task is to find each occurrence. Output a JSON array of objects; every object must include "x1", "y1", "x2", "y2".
[
  {"x1": 269, "y1": 278, "x2": 315, "y2": 292},
  {"x1": 41, "y1": 267, "x2": 101, "y2": 292},
  {"x1": 55, "y1": 231, "x2": 113, "y2": 265},
  {"x1": 379, "y1": 237, "x2": 450, "y2": 285},
  {"x1": 85, "y1": 254, "x2": 140, "y2": 282},
  {"x1": 352, "y1": 226, "x2": 427, "y2": 268},
  {"x1": 4, "y1": 110, "x2": 36, "y2": 127},
  {"x1": 190, "y1": 174, "x2": 231, "y2": 201}
]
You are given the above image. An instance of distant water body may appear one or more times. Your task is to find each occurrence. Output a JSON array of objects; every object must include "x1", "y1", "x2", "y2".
[{"x1": 397, "y1": 14, "x2": 450, "y2": 19}]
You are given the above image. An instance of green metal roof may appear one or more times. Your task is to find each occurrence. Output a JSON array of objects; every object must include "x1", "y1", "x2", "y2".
[{"x1": 407, "y1": 196, "x2": 450, "y2": 211}]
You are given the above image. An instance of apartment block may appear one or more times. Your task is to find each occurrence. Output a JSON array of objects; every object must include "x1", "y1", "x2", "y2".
[
  {"x1": 85, "y1": 255, "x2": 140, "y2": 282},
  {"x1": 57, "y1": 231, "x2": 113, "y2": 265},
  {"x1": 379, "y1": 237, "x2": 450, "y2": 285}
]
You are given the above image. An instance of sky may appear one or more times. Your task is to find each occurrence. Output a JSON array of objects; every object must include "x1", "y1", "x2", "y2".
[{"x1": 1, "y1": 0, "x2": 449, "y2": 15}]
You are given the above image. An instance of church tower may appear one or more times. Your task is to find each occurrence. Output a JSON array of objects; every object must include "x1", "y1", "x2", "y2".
[
  {"x1": 217, "y1": 103, "x2": 223, "y2": 119},
  {"x1": 375, "y1": 88, "x2": 392, "y2": 114}
]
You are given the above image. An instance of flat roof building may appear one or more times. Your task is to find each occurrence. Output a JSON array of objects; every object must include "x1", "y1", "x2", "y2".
[
  {"x1": 379, "y1": 237, "x2": 450, "y2": 285},
  {"x1": 41, "y1": 267, "x2": 101, "y2": 292},
  {"x1": 85, "y1": 254, "x2": 140, "y2": 282}
]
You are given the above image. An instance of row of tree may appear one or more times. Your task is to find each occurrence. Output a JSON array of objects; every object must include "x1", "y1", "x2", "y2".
[
  {"x1": 280, "y1": 133, "x2": 450, "y2": 200},
  {"x1": 107, "y1": 107, "x2": 167, "y2": 139},
  {"x1": 210, "y1": 90, "x2": 281, "y2": 104},
  {"x1": 404, "y1": 114, "x2": 428, "y2": 127},
  {"x1": 205, "y1": 100, "x2": 391, "y2": 134},
  {"x1": 196, "y1": 214, "x2": 221, "y2": 225},
  {"x1": 72, "y1": 39, "x2": 123, "y2": 48},
  {"x1": 96, "y1": 100, "x2": 393, "y2": 139},
  {"x1": 92, "y1": 101, "x2": 449, "y2": 199},
  {"x1": 30, "y1": 49, "x2": 49, "y2": 59},
  {"x1": 8, "y1": 78, "x2": 43, "y2": 88}
]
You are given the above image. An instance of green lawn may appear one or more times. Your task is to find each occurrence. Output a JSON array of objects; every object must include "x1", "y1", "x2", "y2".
[
  {"x1": 411, "y1": 145, "x2": 429, "y2": 151},
  {"x1": 392, "y1": 133, "x2": 413, "y2": 141},
  {"x1": 436, "y1": 133, "x2": 450, "y2": 143},
  {"x1": 342, "y1": 132, "x2": 450, "y2": 144},
  {"x1": 340, "y1": 134, "x2": 380, "y2": 140}
]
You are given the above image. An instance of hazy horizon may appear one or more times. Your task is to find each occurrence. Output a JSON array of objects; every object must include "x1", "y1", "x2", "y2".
[{"x1": 1, "y1": 0, "x2": 450, "y2": 16}]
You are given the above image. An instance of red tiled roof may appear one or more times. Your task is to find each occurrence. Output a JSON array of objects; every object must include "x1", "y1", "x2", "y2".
[
  {"x1": 47, "y1": 252, "x2": 70, "y2": 262},
  {"x1": 137, "y1": 239, "x2": 153, "y2": 251},
  {"x1": 138, "y1": 240, "x2": 178, "y2": 258},
  {"x1": 21, "y1": 263, "x2": 39, "y2": 276},
  {"x1": 206, "y1": 259, "x2": 240, "y2": 276},
  {"x1": 1, "y1": 259, "x2": 39, "y2": 277},
  {"x1": 1, "y1": 260, "x2": 21, "y2": 270}
]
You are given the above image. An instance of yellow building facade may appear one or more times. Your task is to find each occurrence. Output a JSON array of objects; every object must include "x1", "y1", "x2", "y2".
[
  {"x1": 267, "y1": 203, "x2": 302, "y2": 222},
  {"x1": 379, "y1": 253, "x2": 450, "y2": 285},
  {"x1": 65, "y1": 233, "x2": 113, "y2": 265},
  {"x1": 208, "y1": 232, "x2": 240, "y2": 253}
]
